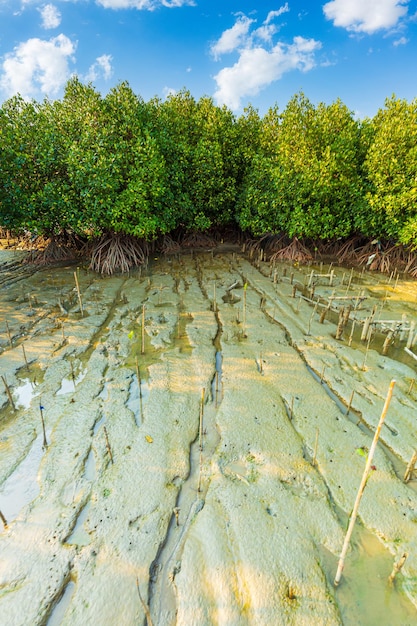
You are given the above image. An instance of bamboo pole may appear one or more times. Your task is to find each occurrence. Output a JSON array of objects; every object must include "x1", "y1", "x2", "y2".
[
  {"x1": 22, "y1": 344, "x2": 30, "y2": 371},
  {"x1": 1, "y1": 375, "x2": 15, "y2": 411},
  {"x1": 141, "y1": 304, "x2": 145, "y2": 355},
  {"x1": 404, "y1": 450, "x2": 417, "y2": 483},
  {"x1": 199, "y1": 388, "x2": 205, "y2": 452},
  {"x1": 348, "y1": 320, "x2": 356, "y2": 347},
  {"x1": 334, "y1": 380, "x2": 396, "y2": 586},
  {"x1": 73, "y1": 271, "x2": 84, "y2": 317},
  {"x1": 388, "y1": 553, "x2": 408, "y2": 584},
  {"x1": 136, "y1": 578, "x2": 154, "y2": 626},
  {"x1": 312, "y1": 428, "x2": 319, "y2": 467},
  {"x1": 5, "y1": 320, "x2": 12, "y2": 348},
  {"x1": 104, "y1": 426, "x2": 114, "y2": 464},
  {"x1": 0, "y1": 510, "x2": 8, "y2": 529},
  {"x1": 346, "y1": 390, "x2": 355, "y2": 416},
  {"x1": 39, "y1": 400, "x2": 48, "y2": 448}
]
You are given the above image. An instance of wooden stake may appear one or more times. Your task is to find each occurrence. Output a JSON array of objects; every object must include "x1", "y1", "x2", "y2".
[
  {"x1": 104, "y1": 426, "x2": 114, "y2": 464},
  {"x1": 0, "y1": 510, "x2": 8, "y2": 529},
  {"x1": 334, "y1": 380, "x2": 396, "y2": 586},
  {"x1": 199, "y1": 388, "x2": 205, "y2": 451},
  {"x1": 39, "y1": 401, "x2": 48, "y2": 448},
  {"x1": 388, "y1": 553, "x2": 408, "y2": 584},
  {"x1": 404, "y1": 450, "x2": 417, "y2": 483},
  {"x1": 290, "y1": 396, "x2": 294, "y2": 420},
  {"x1": 312, "y1": 428, "x2": 319, "y2": 467},
  {"x1": 136, "y1": 578, "x2": 154, "y2": 626},
  {"x1": 141, "y1": 304, "x2": 145, "y2": 355},
  {"x1": 5, "y1": 320, "x2": 12, "y2": 347},
  {"x1": 348, "y1": 320, "x2": 356, "y2": 347},
  {"x1": 22, "y1": 344, "x2": 30, "y2": 371},
  {"x1": 346, "y1": 390, "x2": 355, "y2": 416},
  {"x1": 1, "y1": 375, "x2": 15, "y2": 411},
  {"x1": 407, "y1": 379, "x2": 415, "y2": 395},
  {"x1": 73, "y1": 271, "x2": 84, "y2": 317}
]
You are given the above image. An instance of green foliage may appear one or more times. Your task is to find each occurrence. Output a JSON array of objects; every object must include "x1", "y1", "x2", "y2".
[
  {"x1": 365, "y1": 96, "x2": 417, "y2": 246},
  {"x1": 0, "y1": 80, "x2": 416, "y2": 252}
]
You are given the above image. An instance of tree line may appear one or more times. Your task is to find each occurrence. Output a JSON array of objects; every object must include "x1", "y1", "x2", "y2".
[{"x1": 1, "y1": 78, "x2": 416, "y2": 256}]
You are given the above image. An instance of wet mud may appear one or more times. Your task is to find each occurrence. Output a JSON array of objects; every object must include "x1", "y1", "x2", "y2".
[{"x1": 0, "y1": 247, "x2": 417, "y2": 625}]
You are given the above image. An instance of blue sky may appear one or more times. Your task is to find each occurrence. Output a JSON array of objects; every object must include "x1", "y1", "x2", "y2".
[{"x1": 0, "y1": 0, "x2": 416, "y2": 118}]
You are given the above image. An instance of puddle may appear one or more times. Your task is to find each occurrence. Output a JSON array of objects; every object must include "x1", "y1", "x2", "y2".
[
  {"x1": 211, "y1": 350, "x2": 223, "y2": 406},
  {"x1": 14, "y1": 379, "x2": 38, "y2": 409},
  {"x1": 321, "y1": 523, "x2": 417, "y2": 625},
  {"x1": 83, "y1": 448, "x2": 96, "y2": 481},
  {"x1": 57, "y1": 369, "x2": 86, "y2": 395},
  {"x1": 47, "y1": 579, "x2": 76, "y2": 626},
  {"x1": 92, "y1": 415, "x2": 105, "y2": 436},
  {"x1": 0, "y1": 432, "x2": 47, "y2": 521},
  {"x1": 65, "y1": 501, "x2": 92, "y2": 547},
  {"x1": 126, "y1": 375, "x2": 149, "y2": 426}
]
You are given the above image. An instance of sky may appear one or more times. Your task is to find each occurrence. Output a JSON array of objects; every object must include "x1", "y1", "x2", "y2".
[{"x1": 0, "y1": 0, "x2": 416, "y2": 118}]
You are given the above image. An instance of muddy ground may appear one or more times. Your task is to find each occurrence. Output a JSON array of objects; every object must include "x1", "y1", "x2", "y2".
[{"x1": 0, "y1": 245, "x2": 417, "y2": 626}]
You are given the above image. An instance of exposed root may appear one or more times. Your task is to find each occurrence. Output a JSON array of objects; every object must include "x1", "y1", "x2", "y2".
[
  {"x1": 180, "y1": 231, "x2": 219, "y2": 248},
  {"x1": 270, "y1": 238, "x2": 313, "y2": 263},
  {"x1": 27, "y1": 235, "x2": 83, "y2": 265},
  {"x1": 89, "y1": 234, "x2": 148, "y2": 274},
  {"x1": 159, "y1": 235, "x2": 181, "y2": 255}
]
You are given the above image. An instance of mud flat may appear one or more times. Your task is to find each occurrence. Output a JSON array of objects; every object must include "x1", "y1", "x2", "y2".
[{"x1": 0, "y1": 248, "x2": 417, "y2": 625}]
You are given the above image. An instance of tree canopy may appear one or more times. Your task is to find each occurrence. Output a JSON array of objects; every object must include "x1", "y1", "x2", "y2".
[{"x1": 1, "y1": 81, "x2": 416, "y2": 251}]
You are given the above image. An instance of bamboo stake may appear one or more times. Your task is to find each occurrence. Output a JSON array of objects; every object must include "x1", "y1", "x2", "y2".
[
  {"x1": 388, "y1": 553, "x2": 408, "y2": 584},
  {"x1": 407, "y1": 379, "x2": 415, "y2": 395},
  {"x1": 404, "y1": 450, "x2": 417, "y2": 483},
  {"x1": 320, "y1": 365, "x2": 325, "y2": 384},
  {"x1": 346, "y1": 390, "x2": 355, "y2": 416},
  {"x1": 1, "y1": 375, "x2": 15, "y2": 411},
  {"x1": 39, "y1": 400, "x2": 48, "y2": 448},
  {"x1": 5, "y1": 320, "x2": 12, "y2": 347},
  {"x1": 290, "y1": 396, "x2": 294, "y2": 420},
  {"x1": 348, "y1": 320, "x2": 356, "y2": 347},
  {"x1": 73, "y1": 271, "x2": 84, "y2": 317},
  {"x1": 312, "y1": 428, "x2": 319, "y2": 467},
  {"x1": 104, "y1": 426, "x2": 114, "y2": 464},
  {"x1": 141, "y1": 304, "x2": 145, "y2": 355},
  {"x1": 22, "y1": 344, "x2": 30, "y2": 371},
  {"x1": 136, "y1": 578, "x2": 154, "y2": 626},
  {"x1": 199, "y1": 388, "x2": 205, "y2": 452},
  {"x1": 361, "y1": 331, "x2": 373, "y2": 371},
  {"x1": 334, "y1": 379, "x2": 396, "y2": 586},
  {"x1": 0, "y1": 510, "x2": 8, "y2": 529}
]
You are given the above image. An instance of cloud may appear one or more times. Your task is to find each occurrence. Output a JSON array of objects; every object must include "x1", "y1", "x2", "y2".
[
  {"x1": 84, "y1": 54, "x2": 113, "y2": 82},
  {"x1": 323, "y1": 0, "x2": 409, "y2": 34},
  {"x1": 265, "y1": 3, "x2": 290, "y2": 25},
  {"x1": 210, "y1": 15, "x2": 255, "y2": 59},
  {"x1": 393, "y1": 35, "x2": 409, "y2": 45},
  {"x1": 214, "y1": 36, "x2": 321, "y2": 110},
  {"x1": 96, "y1": 0, "x2": 195, "y2": 9},
  {"x1": 0, "y1": 34, "x2": 76, "y2": 99},
  {"x1": 39, "y1": 4, "x2": 61, "y2": 29}
]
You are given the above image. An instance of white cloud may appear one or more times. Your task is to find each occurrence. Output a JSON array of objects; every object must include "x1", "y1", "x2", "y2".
[
  {"x1": 265, "y1": 3, "x2": 290, "y2": 25},
  {"x1": 0, "y1": 34, "x2": 76, "y2": 99},
  {"x1": 213, "y1": 36, "x2": 321, "y2": 110},
  {"x1": 84, "y1": 54, "x2": 113, "y2": 82},
  {"x1": 96, "y1": 0, "x2": 195, "y2": 9},
  {"x1": 323, "y1": 0, "x2": 409, "y2": 34},
  {"x1": 39, "y1": 4, "x2": 61, "y2": 29},
  {"x1": 210, "y1": 15, "x2": 255, "y2": 60},
  {"x1": 163, "y1": 86, "x2": 177, "y2": 98},
  {"x1": 253, "y1": 24, "x2": 278, "y2": 43},
  {"x1": 393, "y1": 35, "x2": 409, "y2": 45}
]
